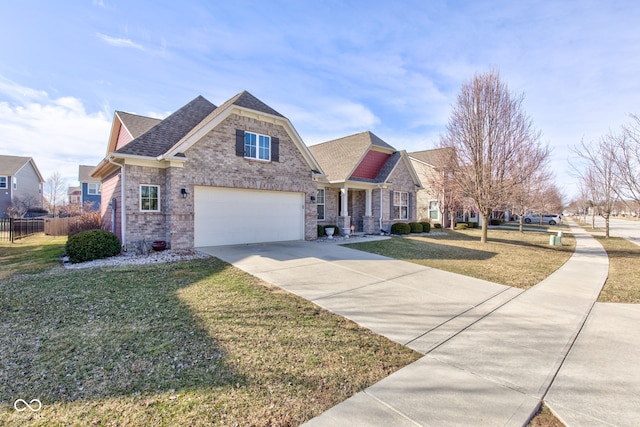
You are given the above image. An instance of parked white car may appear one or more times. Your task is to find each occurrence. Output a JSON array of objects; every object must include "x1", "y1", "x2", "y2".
[{"x1": 524, "y1": 214, "x2": 562, "y2": 225}]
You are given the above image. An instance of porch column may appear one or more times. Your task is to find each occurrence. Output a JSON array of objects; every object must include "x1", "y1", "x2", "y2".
[
  {"x1": 365, "y1": 189, "x2": 372, "y2": 216},
  {"x1": 337, "y1": 187, "x2": 351, "y2": 232},
  {"x1": 340, "y1": 187, "x2": 349, "y2": 216}
]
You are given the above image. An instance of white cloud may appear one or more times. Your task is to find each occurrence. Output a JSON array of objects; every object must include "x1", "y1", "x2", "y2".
[
  {"x1": 0, "y1": 77, "x2": 111, "y2": 186},
  {"x1": 97, "y1": 33, "x2": 144, "y2": 50}
]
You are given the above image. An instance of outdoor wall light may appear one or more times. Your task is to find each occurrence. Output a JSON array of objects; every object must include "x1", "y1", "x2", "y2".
[
  {"x1": 310, "y1": 195, "x2": 316, "y2": 201},
  {"x1": 181, "y1": 188, "x2": 188, "y2": 198}
]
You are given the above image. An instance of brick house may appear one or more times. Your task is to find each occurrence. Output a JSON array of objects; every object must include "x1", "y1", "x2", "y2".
[
  {"x1": 309, "y1": 132, "x2": 422, "y2": 235},
  {"x1": 92, "y1": 91, "x2": 324, "y2": 251}
]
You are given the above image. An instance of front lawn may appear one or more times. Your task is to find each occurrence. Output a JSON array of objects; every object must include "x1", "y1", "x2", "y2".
[
  {"x1": 595, "y1": 236, "x2": 640, "y2": 303},
  {"x1": 0, "y1": 258, "x2": 419, "y2": 426},
  {"x1": 0, "y1": 235, "x2": 67, "y2": 280},
  {"x1": 346, "y1": 229, "x2": 576, "y2": 289}
]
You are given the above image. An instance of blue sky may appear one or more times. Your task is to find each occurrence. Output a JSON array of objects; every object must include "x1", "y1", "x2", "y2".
[{"x1": 1, "y1": 1, "x2": 638, "y2": 200}]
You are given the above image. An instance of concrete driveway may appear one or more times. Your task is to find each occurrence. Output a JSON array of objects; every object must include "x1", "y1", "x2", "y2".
[
  {"x1": 200, "y1": 238, "x2": 520, "y2": 351},
  {"x1": 199, "y1": 230, "x2": 640, "y2": 426}
]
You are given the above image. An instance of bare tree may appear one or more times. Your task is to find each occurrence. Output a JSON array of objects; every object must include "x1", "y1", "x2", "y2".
[
  {"x1": 615, "y1": 114, "x2": 640, "y2": 207},
  {"x1": 45, "y1": 171, "x2": 67, "y2": 217},
  {"x1": 440, "y1": 69, "x2": 546, "y2": 243},
  {"x1": 572, "y1": 135, "x2": 621, "y2": 237}
]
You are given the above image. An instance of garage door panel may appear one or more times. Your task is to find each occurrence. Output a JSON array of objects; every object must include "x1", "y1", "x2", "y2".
[{"x1": 194, "y1": 187, "x2": 304, "y2": 246}]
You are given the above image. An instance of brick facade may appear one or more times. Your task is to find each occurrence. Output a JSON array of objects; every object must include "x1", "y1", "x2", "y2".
[{"x1": 120, "y1": 113, "x2": 317, "y2": 251}]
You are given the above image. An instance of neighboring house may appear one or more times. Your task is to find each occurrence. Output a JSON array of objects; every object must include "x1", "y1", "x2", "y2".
[
  {"x1": 92, "y1": 91, "x2": 324, "y2": 251},
  {"x1": 0, "y1": 155, "x2": 45, "y2": 217},
  {"x1": 79, "y1": 165, "x2": 102, "y2": 210},
  {"x1": 409, "y1": 148, "x2": 452, "y2": 226},
  {"x1": 309, "y1": 131, "x2": 422, "y2": 234},
  {"x1": 68, "y1": 186, "x2": 81, "y2": 205}
]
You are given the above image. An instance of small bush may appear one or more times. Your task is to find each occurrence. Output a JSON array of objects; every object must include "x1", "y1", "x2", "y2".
[
  {"x1": 317, "y1": 224, "x2": 325, "y2": 237},
  {"x1": 468, "y1": 222, "x2": 479, "y2": 229},
  {"x1": 489, "y1": 219, "x2": 501, "y2": 226},
  {"x1": 391, "y1": 222, "x2": 411, "y2": 235},
  {"x1": 433, "y1": 223, "x2": 442, "y2": 229},
  {"x1": 420, "y1": 222, "x2": 431, "y2": 233},
  {"x1": 409, "y1": 222, "x2": 423, "y2": 233},
  {"x1": 455, "y1": 223, "x2": 469, "y2": 230},
  {"x1": 65, "y1": 229, "x2": 121, "y2": 263}
]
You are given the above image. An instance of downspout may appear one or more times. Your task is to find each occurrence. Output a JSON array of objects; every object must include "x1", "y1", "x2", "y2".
[
  {"x1": 107, "y1": 157, "x2": 126, "y2": 251},
  {"x1": 378, "y1": 184, "x2": 384, "y2": 231}
]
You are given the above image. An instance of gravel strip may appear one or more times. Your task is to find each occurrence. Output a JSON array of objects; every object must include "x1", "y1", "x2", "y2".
[{"x1": 63, "y1": 249, "x2": 212, "y2": 269}]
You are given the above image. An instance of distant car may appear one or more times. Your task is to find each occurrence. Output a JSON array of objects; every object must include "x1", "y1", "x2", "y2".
[{"x1": 524, "y1": 214, "x2": 562, "y2": 226}]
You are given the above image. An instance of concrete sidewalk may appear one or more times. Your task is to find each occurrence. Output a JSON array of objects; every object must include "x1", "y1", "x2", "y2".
[{"x1": 200, "y1": 226, "x2": 638, "y2": 426}]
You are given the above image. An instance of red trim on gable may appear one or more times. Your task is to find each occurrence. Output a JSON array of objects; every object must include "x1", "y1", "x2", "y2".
[
  {"x1": 351, "y1": 150, "x2": 391, "y2": 179},
  {"x1": 115, "y1": 124, "x2": 133, "y2": 150}
]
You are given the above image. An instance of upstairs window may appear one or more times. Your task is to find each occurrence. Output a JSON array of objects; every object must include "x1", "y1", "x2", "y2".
[
  {"x1": 87, "y1": 183, "x2": 101, "y2": 195},
  {"x1": 140, "y1": 185, "x2": 160, "y2": 212},
  {"x1": 393, "y1": 191, "x2": 408, "y2": 220},
  {"x1": 0, "y1": 176, "x2": 7, "y2": 189},
  {"x1": 244, "y1": 132, "x2": 270, "y2": 161},
  {"x1": 317, "y1": 188, "x2": 325, "y2": 220}
]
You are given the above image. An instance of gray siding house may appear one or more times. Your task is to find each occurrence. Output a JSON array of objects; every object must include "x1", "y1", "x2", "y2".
[{"x1": 0, "y1": 155, "x2": 45, "y2": 217}]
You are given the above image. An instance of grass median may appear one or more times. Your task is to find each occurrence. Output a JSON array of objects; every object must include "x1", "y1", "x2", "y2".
[
  {"x1": 345, "y1": 228, "x2": 576, "y2": 289},
  {"x1": 0, "y1": 238, "x2": 419, "y2": 426}
]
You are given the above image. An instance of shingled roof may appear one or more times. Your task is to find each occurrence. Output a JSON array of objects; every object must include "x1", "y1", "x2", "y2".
[
  {"x1": 116, "y1": 96, "x2": 217, "y2": 158},
  {"x1": 409, "y1": 147, "x2": 455, "y2": 168},
  {"x1": 116, "y1": 111, "x2": 161, "y2": 139},
  {"x1": 308, "y1": 131, "x2": 396, "y2": 183}
]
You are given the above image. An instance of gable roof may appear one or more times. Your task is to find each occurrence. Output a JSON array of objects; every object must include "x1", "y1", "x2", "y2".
[
  {"x1": 115, "y1": 95, "x2": 217, "y2": 158},
  {"x1": 116, "y1": 111, "x2": 161, "y2": 139},
  {"x1": 409, "y1": 147, "x2": 455, "y2": 168},
  {"x1": 0, "y1": 155, "x2": 45, "y2": 182},
  {"x1": 79, "y1": 165, "x2": 101, "y2": 183},
  {"x1": 308, "y1": 131, "x2": 396, "y2": 183}
]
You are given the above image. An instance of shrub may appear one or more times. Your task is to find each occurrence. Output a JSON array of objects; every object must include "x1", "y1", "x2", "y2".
[
  {"x1": 489, "y1": 219, "x2": 501, "y2": 226},
  {"x1": 468, "y1": 222, "x2": 479, "y2": 229},
  {"x1": 391, "y1": 222, "x2": 411, "y2": 235},
  {"x1": 68, "y1": 211, "x2": 104, "y2": 236},
  {"x1": 409, "y1": 222, "x2": 423, "y2": 233},
  {"x1": 317, "y1": 224, "x2": 325, "y2": 237},
  {"x1": 420, "y1": 222, "x2": 431, "y2": 233},
  {"x1": 65, "y1": 229, "x2": 121, "y2": 263},
  {"x1": 433, "y1": 223, "x2": 442, "y2": 229},
  {"x1": 455, "y1": 223, "x2": 469, "y2": 230}
]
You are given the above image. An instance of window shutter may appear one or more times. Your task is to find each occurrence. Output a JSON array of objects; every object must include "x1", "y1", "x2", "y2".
[
  {"x1": 390, "y1": 190, "x2": 394, "y2": 219},
  {"x1": 408, "y1": 193, "x2": 413, "y2": 220},
  {"x1": 271, "y1": 137, "x2": 279, "y2": 162},
  {"x1": 235, "y1": 129, "x2": 245, "y2": 156}
]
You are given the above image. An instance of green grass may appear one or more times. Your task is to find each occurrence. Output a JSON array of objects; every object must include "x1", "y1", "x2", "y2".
[
  {"x1": 346, "y1": 229, "x2": 576, "y2": 289},
  {"x1": 0, "y1": 258, "x2": 419, "y2": 426},
  {"x1": 0, "y1": 234, "x2": 67, "y2": 280}
]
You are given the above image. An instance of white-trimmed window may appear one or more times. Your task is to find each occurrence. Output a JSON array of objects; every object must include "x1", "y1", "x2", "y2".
[
  {"x1": 317, "y1": 188, "x2": 325, "y2": 220},
  {"x1": 394, "y1": 191, "x2": 408, "y2": 220},
  {"x1": 12, "y1": 177, "x2": 17, "y2": 189},
  {"x1": 244, "y1": 131, "x2": 270, "y2": 161},
  {"x1": 0, "y1": 176, "x2": 7, "y2": 189},
  {"x1": 140, "y1": 185, "x2": 160, "y2": 211},
  {"x1": 87, "y1": 183, "x2": 101, "y2": 195},
  {"x1": 429, "y1": 200, "x2": 439, "y2": 220}
]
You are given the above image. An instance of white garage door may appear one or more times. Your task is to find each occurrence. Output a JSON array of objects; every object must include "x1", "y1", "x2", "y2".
[{"x1": 194, "y1": 186, "x2": 305, "y2": 246}]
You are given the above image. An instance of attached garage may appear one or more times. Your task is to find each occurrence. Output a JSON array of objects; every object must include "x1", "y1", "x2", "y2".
[{"x1": 194, "y1": 186, "x2": 305, "y2": 246}]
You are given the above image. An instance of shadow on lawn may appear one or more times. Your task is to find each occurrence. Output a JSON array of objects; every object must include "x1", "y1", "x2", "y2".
[
  {"x1": 0, "y1": 259, "x2": 244, "y2": 407},
  {"x1": 348, "y1": 236, "x2": 498, "y2": 261}
]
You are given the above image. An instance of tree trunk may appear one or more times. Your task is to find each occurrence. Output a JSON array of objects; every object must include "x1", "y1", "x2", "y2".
[
  {"x1": 519, "y1": 216, "x2": 524, "y2": 233},
  {"x1": 605, "y1": 216, "x2": 610, "y2": 238},
  {"x1": 481, "y1": 212, "x2": 489, "y2": 243}
]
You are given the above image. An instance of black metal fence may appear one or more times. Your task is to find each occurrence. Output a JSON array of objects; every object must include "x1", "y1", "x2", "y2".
[{"x1": 0, "y1": 218, "x2": 45, "y2": 242}]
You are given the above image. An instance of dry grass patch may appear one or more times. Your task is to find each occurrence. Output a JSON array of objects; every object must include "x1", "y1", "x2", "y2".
[
  {"x1": 595, "y1": 236, "x2": 640, "y2": 303},
  {"x1": 0, "y1": 234, "x2": 66, "y2": 280},
  {"x1": 0, "y1": 259, "x2": 419, "y2": 426},
  {"x1": 346, "y1": 228, "x2": 575, "y2": 289}
]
